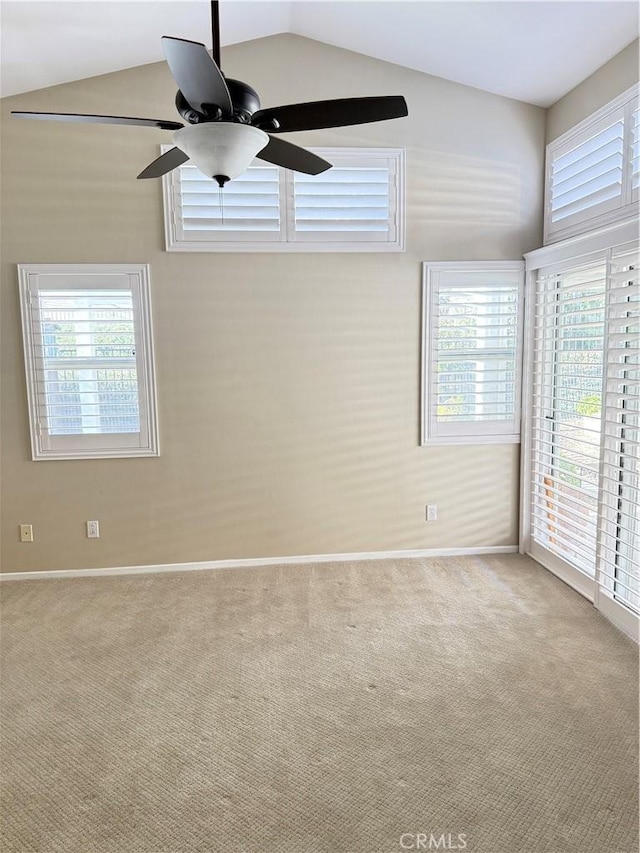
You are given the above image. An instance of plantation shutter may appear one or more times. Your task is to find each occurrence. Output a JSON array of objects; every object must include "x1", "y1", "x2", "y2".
[
  {"x1": 36, "y1": 289, "x2": 139, "y2": 435},
  {"x1": 291, "y1": 156, "x2": 398, "y2": 244},
  {"x1": 19, "y1": 265, "x2": 158, "y2": 459},
  {"x1": 168, "y1": 162, "x2": 283, "y2": 244},
  {"x1": 548, "y1": 114, "x2": 625, "y2": 234},
  {"x1": 528, "y1": 239, "x2": 639, "y2": 626},
  {"x1": 163, "y1": 146, "x2": 404, "y2": 251},
  {"x1": 422, "y1": 263, "x2": 523, "y2": 444},
  {"x1": 530, "y1": 257, "x2": 607, "y2": 575},
  {"x1": 597, "y1": 244, "x2": 639, "y2": 614},
  {"x1": 544, "y1": 86, "x2": 639, "y2": 243}
]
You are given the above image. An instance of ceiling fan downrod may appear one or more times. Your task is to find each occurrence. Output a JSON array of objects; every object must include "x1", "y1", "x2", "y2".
[{"x1": 211, "y1": 1, "x2": 221, "y2": 70}]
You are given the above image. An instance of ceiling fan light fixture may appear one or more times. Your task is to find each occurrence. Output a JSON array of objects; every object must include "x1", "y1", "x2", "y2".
[{"x1": 172, "y1": 122, "x2": 269, "y2": 185}]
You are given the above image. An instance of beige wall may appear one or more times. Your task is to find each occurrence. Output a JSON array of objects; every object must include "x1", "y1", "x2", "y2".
[
  {"x1": 1, "y1": 34, "x2": 545, "y2": 572},
  {"x1": 546, "y1": 39, "x2": 639, "y2": 143}
]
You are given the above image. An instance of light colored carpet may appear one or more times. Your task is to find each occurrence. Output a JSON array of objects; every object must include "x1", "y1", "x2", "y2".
[{"x1": 0, "y1": 554, "x2": 638, "y2": 853}]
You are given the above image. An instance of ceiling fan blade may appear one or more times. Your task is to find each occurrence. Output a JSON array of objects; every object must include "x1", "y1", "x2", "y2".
[
  {"x1": 137, "y1": 147, "x2": 190, "y2": 179},
  {"x1": 256, "y1": 137, "x2": 331, "y2": 175},
  {"x1": 162, "y1": 36, "x2": 232, "y2": 116},
  {"x1": 11, "y1": 111, "x2": 183, "y2": 130},
  {"x1": 252, "y1": 96, "x2": 408, "y2": 133}
]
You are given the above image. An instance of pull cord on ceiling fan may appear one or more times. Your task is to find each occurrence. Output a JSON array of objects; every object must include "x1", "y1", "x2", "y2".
[{"x1": 12, "y1": 1, "x2": 409, "y2": 186}]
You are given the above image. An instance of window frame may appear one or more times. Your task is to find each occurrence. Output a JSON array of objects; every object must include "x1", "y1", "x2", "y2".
[
  {"x1": 18, "y1": 263, "x2": 159, "y2": 461},
  {"x1": 162, "y1": 146, "x2": 405, "y2": 253},
  {"x1": 421, "y1": 260, "x2": 525, "y2": 447},
  {"x1": 544, "y1": 84, "x2": 639, "y2": 245}
]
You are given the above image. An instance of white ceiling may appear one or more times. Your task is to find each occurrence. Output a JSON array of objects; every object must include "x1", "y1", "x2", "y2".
[{"x1": 1, "y1": 1, "x2": 638, "y2": 107}]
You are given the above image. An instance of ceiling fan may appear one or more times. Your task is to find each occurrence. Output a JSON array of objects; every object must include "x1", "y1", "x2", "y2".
[{"x1": 12, "y1": 1, "x2": 409, "y2": 187}]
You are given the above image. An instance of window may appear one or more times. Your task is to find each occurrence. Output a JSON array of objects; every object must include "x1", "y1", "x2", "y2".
[
  {"x1": 523, "y1": 221, "x2": 639, "y2": 636},
  {"x1": 163, "y1": 147, "x2": 404, "y2": 252},
  {"x1": 421, "y1": 262, "x2": 524, "y2": 445},
  {"x1": 19, "y1": 264, "x2": 159, "y2": 460},
  {"x1": 530, "y1": 256, "x2": 606, "y2": 575},
  {"x1": 544, "y1": 84, "x2": 639, "y2": 244}
]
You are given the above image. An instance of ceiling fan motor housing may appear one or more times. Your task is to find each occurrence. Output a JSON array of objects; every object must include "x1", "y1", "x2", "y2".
[
  {"x1": 226, "y1": 79, "x2": 261, "y2": 121},
  {"x1": 175, "y1": 79, "x2": 261, "y2": 124}
]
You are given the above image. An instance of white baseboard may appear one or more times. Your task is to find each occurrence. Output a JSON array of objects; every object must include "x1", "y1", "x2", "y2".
[{"x1": 0, "y1": 545, "x2": 518, "y2": 581}]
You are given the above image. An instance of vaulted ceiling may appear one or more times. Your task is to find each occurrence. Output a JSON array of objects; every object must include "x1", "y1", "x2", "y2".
[{"x1": 1, "y1": 1, "x2": 638, "y2": 106}]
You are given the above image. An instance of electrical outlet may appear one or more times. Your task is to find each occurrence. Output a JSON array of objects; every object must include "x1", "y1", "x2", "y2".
[
  {"x1": 19, "y1": 524, "x2": 33, "y2": 542},
  {"x1": 426, "y1": 505, "x2": 438, "y2": 522},
  {"x1": 86, "y1": 520, "x2": 100, "y2": 539}
]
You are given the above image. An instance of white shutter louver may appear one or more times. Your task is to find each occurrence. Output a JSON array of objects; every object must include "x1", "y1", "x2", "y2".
[
  {"x1": 422, "y1": 263, "x2": 523, "y2": 444},
  {"x1": 19, "y1": 265, "x2": 159, "y2": 460}
]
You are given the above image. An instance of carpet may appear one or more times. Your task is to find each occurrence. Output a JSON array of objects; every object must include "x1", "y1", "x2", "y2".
[{"x1": 1, "y1": 554, "x2": 638, "y2": 853}]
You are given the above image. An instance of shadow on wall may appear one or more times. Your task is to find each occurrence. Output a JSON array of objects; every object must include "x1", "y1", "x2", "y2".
[{"x1": 410, "y1": 148, "x2": 523, "y2": 225}]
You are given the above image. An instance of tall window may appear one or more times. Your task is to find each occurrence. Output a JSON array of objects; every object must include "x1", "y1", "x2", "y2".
[
  {"x1": 525, "y1": 233, "x2": 639, "y2": 631},
  {"x1": 162, "y1": 147, "x2": 404, "y2": 252},
  {"x1": 421, "y1": 262, "x2": 524, "y2": 445},
  {"x1": 527, "y1": 84, "x2": 639, "y2": 637},
  {"x1": 531, "y1": 258, "x2": 606, "y2": 574},
  {"x1": 19, "y1": 264, "x2": 159, "y2": 460}
]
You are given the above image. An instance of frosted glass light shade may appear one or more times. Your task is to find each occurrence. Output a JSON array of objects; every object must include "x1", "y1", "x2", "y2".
[{"x1": 173, "y1": 122, "x2": 269, "y2": 185}]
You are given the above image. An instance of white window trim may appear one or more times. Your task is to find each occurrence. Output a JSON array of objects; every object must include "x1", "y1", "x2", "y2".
[
  {"x1": 420, "y1": 260, "x2": 524, "y2": 447},
  {"x1": 544, "y1": 83, "x2": 640, "y2": 245},
  {"x1": 162, "y1": 146, "x2": 405, "y2": 253},
  {"x1": 520, "y1": 219, "x2": 639, "y2": 641},
  {"x1": 18, "y1": 263, "x2": 159, "y2": 461}
]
